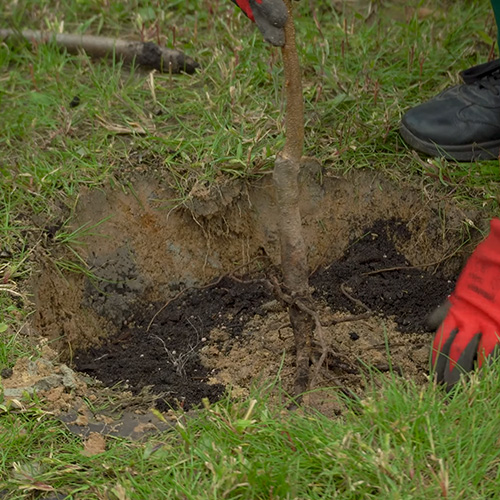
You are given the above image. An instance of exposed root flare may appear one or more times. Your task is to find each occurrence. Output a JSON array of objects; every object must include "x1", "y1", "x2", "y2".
[{"x1": 268, "y1": 275, "x2": 362, "y2": 388}]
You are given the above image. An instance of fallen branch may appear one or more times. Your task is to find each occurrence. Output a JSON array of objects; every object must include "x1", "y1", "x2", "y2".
[{"x1": 0, "y1": 29, "x2": 199, "y2": 74}]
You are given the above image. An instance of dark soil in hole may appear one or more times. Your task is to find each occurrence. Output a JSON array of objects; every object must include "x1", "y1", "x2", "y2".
[
  {"x1": 74, "y1": 277, "x2": 272, "y2": 411},
  {"x1": 311, "y1": 218, "x2": 455, "y2": 331},
  {"x1": 31, "y1": 168, "x2": 484, "y2": 417},
  {"x1": 73, "y1": 218, "x2": 455, "y2": 410}
]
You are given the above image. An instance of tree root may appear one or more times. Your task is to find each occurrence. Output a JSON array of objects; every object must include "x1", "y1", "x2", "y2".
[{"x1": 268, "y1": 275, "x2": 367, "y2": 389}]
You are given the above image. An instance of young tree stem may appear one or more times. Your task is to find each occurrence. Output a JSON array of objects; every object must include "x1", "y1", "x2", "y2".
[
  {"x1": 280, "y1": 5, "x2": 304, "y2": 161},
  {"x1": 273, "y1": 0, "x2": 313, "y2": 396}
]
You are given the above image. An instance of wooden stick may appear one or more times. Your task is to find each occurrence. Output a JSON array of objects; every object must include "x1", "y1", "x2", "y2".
[{"x1": 0, "y1": 29, "x2": 199, "y2": 74}]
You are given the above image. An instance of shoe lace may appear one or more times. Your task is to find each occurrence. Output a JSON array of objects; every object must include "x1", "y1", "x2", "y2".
[
  {"x1": 476, "y1": 70, "x2": 500, "y2": 96},
  {"x1": 461, "y1": 59, "x2": 500, "y2": 95}
]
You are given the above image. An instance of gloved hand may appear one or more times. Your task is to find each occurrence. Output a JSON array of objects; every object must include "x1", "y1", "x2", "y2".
[
  {"x1": 432, "y1": 218, "x2": 500, "y2": 389},
  {"x1": 231, "y1": 0, "x2": 288, "y2": 46}
]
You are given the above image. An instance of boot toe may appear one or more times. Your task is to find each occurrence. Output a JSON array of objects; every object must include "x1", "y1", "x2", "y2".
[{"x1": 400, "y1": 83, "x2": 500, "y2": 160}]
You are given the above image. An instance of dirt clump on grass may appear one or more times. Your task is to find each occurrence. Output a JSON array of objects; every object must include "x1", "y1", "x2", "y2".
[{"x1": 29, "y1": 165, "x2": 485, "y2": 414}]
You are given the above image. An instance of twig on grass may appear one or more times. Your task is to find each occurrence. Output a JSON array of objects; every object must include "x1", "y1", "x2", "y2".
[{"x1": 0, "y1": 29, "x2": 200, "y2": 74}]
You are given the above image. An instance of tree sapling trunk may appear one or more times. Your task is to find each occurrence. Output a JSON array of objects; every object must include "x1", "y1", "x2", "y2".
[{"x1": 272, "y1": 0, "x2": 314, "y2": 397}]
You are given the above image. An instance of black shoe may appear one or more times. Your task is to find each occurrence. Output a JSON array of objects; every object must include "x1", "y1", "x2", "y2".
[{"x1": 400, "y1": 59, "x2": 500, "y2": 161}]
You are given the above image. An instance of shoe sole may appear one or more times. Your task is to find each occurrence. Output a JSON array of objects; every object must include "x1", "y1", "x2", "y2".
[{"x1": 399, "y1": 124, "x2": 500, "y2": 162}]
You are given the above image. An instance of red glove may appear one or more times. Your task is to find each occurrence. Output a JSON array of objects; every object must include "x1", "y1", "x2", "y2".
[
  {"x1": 231, "y1": 0, "x2": 288, "y2": 46},
  {"x1": 432, "y1": 218, "x2": 500, "y2": 389}
]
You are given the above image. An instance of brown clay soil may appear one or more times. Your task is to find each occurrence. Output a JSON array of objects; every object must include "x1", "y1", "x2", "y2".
[{"x1": 25, "y1": 161, "x2": 487, "y2": 418}]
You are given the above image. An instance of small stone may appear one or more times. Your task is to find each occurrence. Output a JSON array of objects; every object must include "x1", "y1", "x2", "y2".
[
  {"x1": 34, "y1": 375, "x2": 64, "y2": 392},
  {"x1": 4, "y1": 387, "x2": 33, "y2": 398},
  {"x1": 0, "y1": 368, "x2": 13, "y2": 379},
  {"x1": 28, "y1": 358, "x2": 54, "y2": 377},
  {"x1": 59, "y1": 364, "x2": 78, "y2": 389}
]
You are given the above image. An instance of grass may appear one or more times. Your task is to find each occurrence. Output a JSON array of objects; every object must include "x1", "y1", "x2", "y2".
[
  {"x1": 2, "y1": 369, "x2": 500, "y2": 499},
  {"x1": 1, "y1": 0, "x2": 500, "y2": 498}
]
